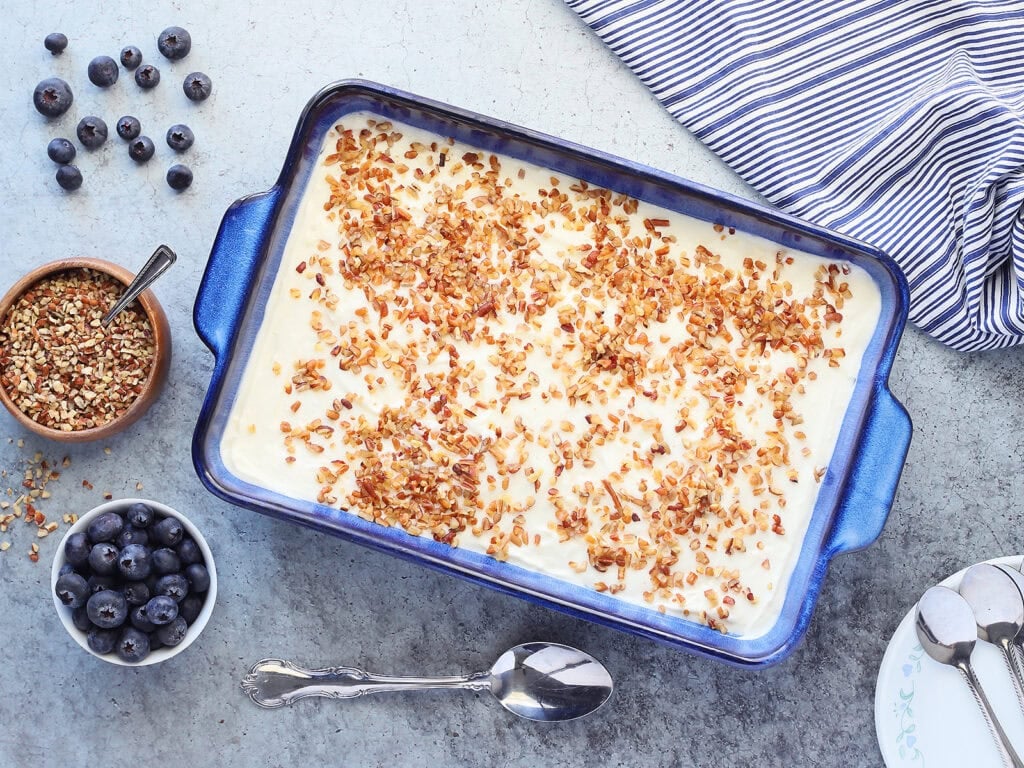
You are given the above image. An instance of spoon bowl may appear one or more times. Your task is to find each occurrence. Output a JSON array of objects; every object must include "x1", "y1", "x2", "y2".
[{"x1": 242, "y1": 641, "x2": 613, "y2": 722}]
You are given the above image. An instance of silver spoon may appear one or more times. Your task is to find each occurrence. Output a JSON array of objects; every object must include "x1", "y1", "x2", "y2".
[
  {"x1": 101, "y1": 244, "x2": 176, "y2": 327},
  {"x1": 960, "y1": 564, "x2": 1024, "y2": 718},
  {"x1": 916, "y1": 585, "x2": 1024, "y2": 768},
  {"x1": 241, "y1": 641, "x2": 613, "y2": 721}
]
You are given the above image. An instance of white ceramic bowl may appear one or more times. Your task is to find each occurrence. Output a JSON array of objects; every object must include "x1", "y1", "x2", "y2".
[{"x1": 51, "y1": 498, "x2": 217, "y2": 666}]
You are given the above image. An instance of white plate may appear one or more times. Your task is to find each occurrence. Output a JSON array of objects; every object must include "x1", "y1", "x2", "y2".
[{"x1": 875, "y1": 556, "x2": 1024, "y2": 767}]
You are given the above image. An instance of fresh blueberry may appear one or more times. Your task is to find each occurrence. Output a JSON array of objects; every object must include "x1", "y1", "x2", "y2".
[
  {"x1": 166, "y1": 124, "x2": 194, "y2": 151},
  {"x1": 76, "y1": 116, "x2": 108, "y2": 150},
  {"x1": 148, "y1": 633, "x2": 165, "y2": 651},
  {"x1": 152, "y1": 517, "x2": 184, "y2": 547},
  {"x1": 88, "y1": 542, "x2": 119, "y2": 576},
  {"x1": 87, "y1": 628, "x2": 119, "y2": 655},
  {"x1": 166, "y1": 164, "x2": 193, "y2": 191},
  {"x1": 87, "y1": 511, "x2": 124, "y2": 543},
  {"x1": 134, "y1": 64, "x2": 160, "y2": 89},
  {"x1": 120, "y1": 45, "x2": 142, "y2": 70},
  {"x1": 56, "y1": 164, "x2": 83, "y2": 191},
  {"x1": 44, "y1": 33, "x2": 68, "y2": 55},
  {"x1": 47, "y1": 137, "x2": 76, "y2": 164},
  {"x1": 117, "y1": 525, "x2": 149, "y2": 548},
  {"x1": 126, "y1": 502, "x2": 155, "y2": 528},
  {"x1": 72, "y1": 606, "x2": 93, "y2": 632},
  {"x1": 55, "y1": 572, "x2": 90, "y2": 608},
  {"x1": 130, "y1": 604, "x2": 157, "y2": 633},
  {"x1": 151, "y1": 548, "x2": 181, "y2": 575},
  {"x1": 116, "y1": 115, "x2": 141, "y2": 141},
  {"x1": 123, "y1": 581, "x2": 151, "y2": 606},
  {"x1": 87, "y1": 56, "x2": 119, "y2": 87},
  {"x1": 155, "y1": 573, "x2": 189, "y2": 603},
  {"x1": 157, "y1": 26, "x2": 191, "y2": 60},
  {"x1": 178, "y1": 594, "x2": 203, "y2": 625},
  {"x1": 87, "y1": 574, "x2": 116, "y2": 595},
  {"x1": 58, "y1": 562, "x2": 77, "y2": 577},
  {"x1": 182, "y1": 71, "x2": 211, "y2": 102},
  {"x1": 33, "y1": 78, "x2": 73, "y2": 118},
  {"x1": 128, "y1": 136, "x2": 155, "y2": 163},
  {"x1": 156, "y1": 616, "x2": 188, "y2": 647},
  {"x1": 86, "y1": 590, "x2": 128, "y2": 629},
  {"x1": 176, "y1": 537, "x2": 202, "y2": 565},
  {"x1": 184, "y1": 563, "x2": 210, "y2": 593},
  {"x1": 64, "y1": 531, "x2": 91, "y2": 566},
  {"x1": 118, "y1": 544, "x2": 152, "y2": 581},
  {"x1": 116, "y1": 627, "x2": 150, "y2": 663},
  {"x1": 145, "y1": 595, "x2": 179, "y2": 625}
]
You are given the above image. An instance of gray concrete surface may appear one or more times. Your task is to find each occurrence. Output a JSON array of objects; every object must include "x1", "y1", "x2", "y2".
[{"x1": 2, "y1": 1, "x2": 1022, "y2": 766}]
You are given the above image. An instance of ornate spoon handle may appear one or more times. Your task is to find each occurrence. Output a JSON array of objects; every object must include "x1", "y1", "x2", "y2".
[
  {"x1": 241, "y1": 659, "x2": 491, "y2": 709},
  {"x1": 958, "y1": 661, "x2": 1024, "y2": 768}
]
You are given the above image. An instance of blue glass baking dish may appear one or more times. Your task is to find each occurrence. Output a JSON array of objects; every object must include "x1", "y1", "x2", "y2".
[{"x1": 192, "y1": 79, "x2": 911, "y2": 667}]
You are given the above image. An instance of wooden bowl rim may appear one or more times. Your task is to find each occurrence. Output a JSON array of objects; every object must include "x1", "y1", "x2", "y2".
[{"x1": 0, "y1": 257, "x2": 172, "y2": 442}]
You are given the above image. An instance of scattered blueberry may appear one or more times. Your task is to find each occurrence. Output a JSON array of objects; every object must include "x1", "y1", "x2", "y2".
[
  {"x1": 55, "y1": 572, "x2": 90, "y2": 608},
  {"x1": 120, "y1": 45, "x2": 142, "y2": 70},
  {"x1": 130, "y1": 604, "x2": 157, "y2": 633},
  {"x1": 88, "y1": 542, "x2": 119, "y2": 576},
  {"x1": 145, "y1": 595, "x2": 178, "y2": 625},
  {"x1": 47, "y1": 137, "x2": 76, "y2": 164},
  {"x1": 117, "y1": 526, "x2": 149, "y2": 548},
  {"x1": 156, "y1": 616, "x2": 188, "y2": 647},
  {"x1": 184, "y1": 563, "x2": 210, "y2": 594},
  {"x1": 56, "y1": 165, "x2": 83, "y2": 191},
  {"x1": 116, "y1": 115, "x2": 141, "y2": 141},
  {"x1": 118, "y1": 544, "x2": 152, "y2": 581},
  {"x1": 152, "y1": 517, "x2": 184, "y2": 547},
  {"x1": 151, "y1": 547, "x2": 181, "y2": 575},
  {"x1": 179, "y1": 594, "x2": 203, "y2": 625},
  {"x1": 124, "y1": 581, "x2": 151, "y2": 606},
  {"x1": 128, "y1": 135, "x2": 155, "y2": 163},
  {"x1": 116, "y1": 627, "x2": 151, "y2": 663},
  {"x1": 166, "y1": 124, "x2": 194, "y2": 151},
  {"x1": 87, "y1": 628, "x2": 119, "y2": 655},
  {"x1": 157, "y1": 26, "x2": 191, "y2": 60},
  {"x1": 33, "y1": 77, "x2": 74, "y2": 118},
  {"x1": 135, "y1": 64, "x2": 160, "y2": 89},
  {"x1": 155, "y1": 573, "x2": 189, "y2": 603},
  {"x1": 76, "y1": 116, "x2": 108, "y2": 150},
  {"x1": 86, "y1": 590, "x2": 128, "y2": 629},
  {"x1": 44, "y1": 33, "x2": 68, "y2": 55},
  {"x1": 176, "y1": 537, "x2": 202, "y2": 565},
  {"x1": 72, "y1": 606, "x2": 93, "y2": 632},
  {"x1": 87, "y1": 511, "x2": 124, "y2": 543},
  {"x1": 86, "y1": 574, "x2": 116, "y2": 595},
  {"x1": 182, "y1": 71, "x2": 211, "y2": 102},
  {"x1": 87, "y1": 55, "x2": 119, "y2": 87},
  {"x1": 166, "y1": 164, "x2": 193, "y2": 191},
  {"x1": 126, "y1": 502, "x2": 155, "y2": 528},
  {"x1": 64, "y1": 531, "x2": 91, "y2": 566}
]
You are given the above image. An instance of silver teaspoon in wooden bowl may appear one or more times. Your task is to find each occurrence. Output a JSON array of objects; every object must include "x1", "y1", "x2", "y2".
[
  {"x1": 917, "y1": 585, "x2": 1024, "y2": 768},
  {"x1": 241, "y1": 641, "x2": 613, "y2": 722}
]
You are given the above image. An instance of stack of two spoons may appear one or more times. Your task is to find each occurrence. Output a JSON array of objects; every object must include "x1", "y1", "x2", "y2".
[{"x1": 917, "y1": 561, "x2": 1024, "y2": 768}]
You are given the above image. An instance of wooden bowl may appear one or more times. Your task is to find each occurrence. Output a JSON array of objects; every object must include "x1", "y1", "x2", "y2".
[{"x1": 0, "y1": 257, "x2": 171, "y2": 442}]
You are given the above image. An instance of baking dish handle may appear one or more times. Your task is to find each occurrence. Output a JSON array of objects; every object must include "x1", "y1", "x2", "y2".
[
  {"x1": 824, "y1": 386, "x2": 911, "y2": 556},
  {"x1": 194, "y1": 188, "x2": 281, "y2": 358}
]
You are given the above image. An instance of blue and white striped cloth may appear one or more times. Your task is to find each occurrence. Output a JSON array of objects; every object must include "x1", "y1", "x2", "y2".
[{"x1": 564, "y1": 0, "x2": 1024, "y2": 351}]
